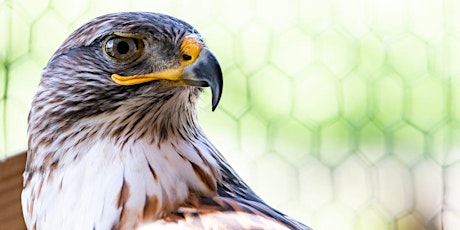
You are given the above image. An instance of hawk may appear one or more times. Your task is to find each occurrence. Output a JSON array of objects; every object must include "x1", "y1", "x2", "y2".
[{"x1": 21, "y1": 12, "x2": 310, "y2": 230}]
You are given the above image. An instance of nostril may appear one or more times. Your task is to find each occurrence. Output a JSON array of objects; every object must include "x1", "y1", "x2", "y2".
[{"x1": 182, "y1": 54, "x2": 192, "y2": 61}]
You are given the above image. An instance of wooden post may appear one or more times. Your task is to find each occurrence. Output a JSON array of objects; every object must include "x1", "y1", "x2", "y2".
[{"x1": 0, "y1": 152, "x2": 27, "y2": 229}]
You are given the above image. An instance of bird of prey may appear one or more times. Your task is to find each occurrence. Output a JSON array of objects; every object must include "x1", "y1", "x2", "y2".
[{"x1": 21, "y1": 12, "x2": 310, "y2": 230}]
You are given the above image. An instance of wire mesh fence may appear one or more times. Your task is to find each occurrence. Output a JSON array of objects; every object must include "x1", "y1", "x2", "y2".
[{"x1": 1, "y1": 0, "x2": 459, "y2": 229}]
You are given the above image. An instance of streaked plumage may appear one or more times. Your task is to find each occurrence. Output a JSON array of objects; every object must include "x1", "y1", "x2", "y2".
[{"x1": 21, "y1": 12, "x2": 310, "y2": 230}]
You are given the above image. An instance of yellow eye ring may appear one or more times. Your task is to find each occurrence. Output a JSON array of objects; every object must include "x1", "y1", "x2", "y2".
[{"x1": 103, "y1": 33, "x2": 144, "y2": 62}]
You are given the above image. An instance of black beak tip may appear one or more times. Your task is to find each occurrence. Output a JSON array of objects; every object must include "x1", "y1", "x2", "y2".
[
  {"x1": 211, "y1": 97, "x2": 219, "y2": 111},
  {"x1": 207, "y1": 52, "x2": 223, "y2": 112},
  {"x1": 210, "y1": 74, "x2": 222, "y2": 112}
]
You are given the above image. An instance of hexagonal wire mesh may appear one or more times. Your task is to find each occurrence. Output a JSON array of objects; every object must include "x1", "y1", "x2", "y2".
[{"x1": 1, "y1": 0, "x2": 459, "y2": 229}]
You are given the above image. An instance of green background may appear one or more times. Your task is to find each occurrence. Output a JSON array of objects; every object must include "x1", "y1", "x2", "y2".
[{"x1": 1, "y1": 0, "x2": 459, "y2": 229}]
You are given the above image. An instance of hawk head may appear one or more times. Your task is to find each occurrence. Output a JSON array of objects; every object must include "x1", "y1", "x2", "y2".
[
  {"x1": 26, "y1": 12, "x2": 223, "y2": 170},
  {"x1": 52, "y1": 12, "x2": 222, "y2": 110}
]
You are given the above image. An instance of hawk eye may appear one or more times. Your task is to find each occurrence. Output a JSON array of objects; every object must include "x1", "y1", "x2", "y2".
[{"x1": 104, "y1": 36, "x2": 143, "y2": 61}]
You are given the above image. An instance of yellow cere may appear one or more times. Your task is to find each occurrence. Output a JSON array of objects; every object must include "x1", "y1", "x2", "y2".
[{"x1": 180, "y1": 35, "x2": 202, "y2": 65}]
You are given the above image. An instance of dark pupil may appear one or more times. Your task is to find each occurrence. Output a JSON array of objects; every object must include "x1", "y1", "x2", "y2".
[{"x1": 117, "y1": 41, "x2": 130, "y2": 54}]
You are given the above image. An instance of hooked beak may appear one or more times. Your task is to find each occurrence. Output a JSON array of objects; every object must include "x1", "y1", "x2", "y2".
[
  {"x1": 180, "y1": 48, "x2": 223, "y2": 111},
  {"x1": 111, "y1": 47, "x2": 223, "y2": 111}
]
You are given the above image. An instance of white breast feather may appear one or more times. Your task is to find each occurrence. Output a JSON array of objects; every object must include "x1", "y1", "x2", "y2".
[{"x1": 22, "y1": 136, "x2": 219, "y2": 230}]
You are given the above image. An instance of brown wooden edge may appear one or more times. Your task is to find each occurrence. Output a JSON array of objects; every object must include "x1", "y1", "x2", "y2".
[{"x1": 0, "y1": 152, "x2": 27, "y2": 230}]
